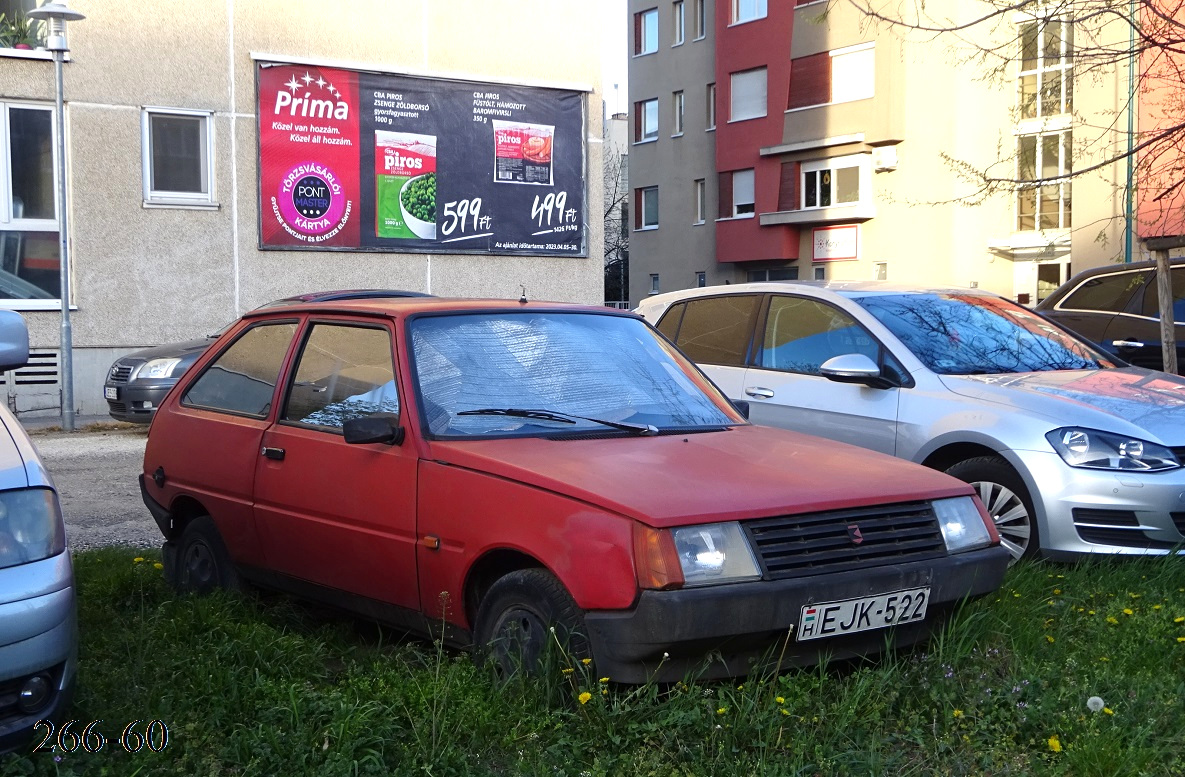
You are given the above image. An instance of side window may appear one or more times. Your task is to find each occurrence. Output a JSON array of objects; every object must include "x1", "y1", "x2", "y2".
[
  {"x1": 1139, "y1": 267, "x2": 1185, "y2": 323},
  {"x1": 674, "y1": 294, "x2": 761, "y2": 366},
  {"x1": 1061, "y1": 271, "x2": 1149, "y2": 312},
  {"x1": 283, "y1": 324, "x2": 398, "y2": 429},
  {"x1": 760, "y1": 296, "x2": 879, "y2": 375},
  {"x1": 655, "y1": 302, "x2": 685, "y2": 340},
  {"x1": 182, "y1": 322, "x2": 298, "y2": 417}
]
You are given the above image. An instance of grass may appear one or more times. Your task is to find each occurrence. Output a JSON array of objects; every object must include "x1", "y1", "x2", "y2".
[{"x1": 3, "y1": 548, "x2": 1185, "y2": 776}]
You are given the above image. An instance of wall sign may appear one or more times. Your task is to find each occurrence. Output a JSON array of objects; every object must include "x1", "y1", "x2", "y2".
[
  {"x1": 257, "y1": 62, "x2": 587, "y2": 256},
  {"x1": 812, "y1": 225, "x2": 859, "y2": 261}
]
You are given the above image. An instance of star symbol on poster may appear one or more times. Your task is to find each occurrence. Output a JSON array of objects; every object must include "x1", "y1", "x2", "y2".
[
  {"x1": 328, "y1": 84, "x2": 338, "y2": 96},
  {"x1": 285, "y1": 76, "x2": 301, "y2": 93},
  {"x1": 315, "y1": 75, "x2": 326, "y2": 89},
  {"x1": 301, "y1": 71, "x2": 314, "y2": 85}
]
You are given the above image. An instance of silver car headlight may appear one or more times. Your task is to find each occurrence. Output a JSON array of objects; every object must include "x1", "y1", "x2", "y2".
[
  {"x1": 934, "y1": 496, "x2": 993, "y2": 553},
  {"x1": 135, "y1": 357, "x2": 183, "y2": 380},
  {"x1": 671, "y1": 522, "x2": 761, "y2": 586},
  {"x1": 1046, "y1": 427, "x2": 1180, "y2": 472},
  {"x1": 0, "y1": 488, "x2": 65, "y2": 570}
]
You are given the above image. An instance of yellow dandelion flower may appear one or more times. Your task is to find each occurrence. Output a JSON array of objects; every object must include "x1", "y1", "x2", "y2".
[
  {"x1": 1104, "y1": 707, "x2": 1114, "y2": 715},
  {"x1": 1013, "y1": 592, "x2": 1021, "y2": 598},
  {"x1": 717, "y1": 707, "x2": 727, "y2": 715},
  {"x1": 1046, "y1": 635, "x2": 1055, "y2": 643},
  {"x1": 1088, "y1": 610, "x2": 1096, "y2": 615},
  {"x1": 776, "y1": 696, "x2": 785, "y2": 704},
  {"x1": 1100, "y1": 656, "x2": 1110, "y2": 661},
  {"x1": 1053, "y1": 588, "x2": 1062, "y2": 595},
  {"x1": 581, "y1": 658, "x2": 592, "y2": 665},
  {"x1": 1175, "y1": 617, "x2": 1185, "y2": 623},
  {"x1": 601, "y1": 689, "x2": 608, "y2": 696},
  {"x1": 737, "y1": 684, "x2": 744, "y2": 690},
  {"x1": 599, "y1": 677, "x2": 609, "y2": 683},
  {"x1": 1130, "y1": 593, "x2": 1141, "y2": 599},
  {"x1": 562, "y1": 668, "x2": 574, "y2": 675},
  {"x1": 780, "y1": 708, "x2": 789, "y2": 716},
  {"x1": 953, "y1": 709, "x2": 964, "y2": 718},
  {"x1": 1106, "y1": 616, "x2": 1119, "y2": 624},
  {"x1": 153, "y1": 562, "x2": 163, "y2": 570},
  {"x1": 1123, "y1": 608, "x2": 1133, "y2": 615},
  {"x1": 1177, "y1": 637, "x2": 1185, "y2": 643},
  {"x1": 578, "y1": 692, "x2": 592, "y2": 704},
  {"x1": 1048, "y1": 735, "x2": 1062, "y2": 753},
  {"x1": 1154, "y1": 605, "x2": 1162, "y2": 610},
  {"x1": 133, "y1": 557, "x2": 145, "y2": 563}
]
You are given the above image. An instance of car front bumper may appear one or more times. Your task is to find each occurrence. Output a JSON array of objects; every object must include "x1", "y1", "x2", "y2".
[
  {"x1": 0, "y1": 552, "x2": 78, "y2": 756},
  {"x1": 583, "y1": 545, "x2": 1010, "y2": 683},
  {"x1": 104, "y1": 380, "x2": 175, "y2": 423},
  {"x1": 1014, "y1": 449, "x2": 1185, "y2": 560}
]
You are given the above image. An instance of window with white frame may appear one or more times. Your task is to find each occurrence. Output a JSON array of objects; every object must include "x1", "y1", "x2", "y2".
[
  {"x1": 788, "y1": 44, "x2": 875, "y2": 110},
  {"x1": 730, "y1": 68, "x2": 767, "y2": 121},
  {"x1": 1018, "y1": 17, "x2": 1073, "y2": 121},
  {"x1": 733, "y1": 0, "x2": 768, "y2": 23},
  {"x1": 1017, "y1": 130, "x2": 1072, "y2": 231},
  {"x1": 0, "y1": 102, "x2": 59, "y2": 303},
  {"x1": 650, "y1": 273, "x2": 661, "y2": 293},
  {"x1": 706, "y1": 83, "x2": 716, "y2": 129},
  {"x1": 672, "y1": 91, "x2": 684, "y2": 134},
  {"x1": 639, "y1": 186, "x2": 659, "y2": 228},
  {"x1": 636, "y1": 8, "x2": 659, "y2": 55},
  {"x1": 694, "y1": 178, "x2": 706, "y2": 223},
  {"x1": 636, "y1": 98, "x2": 658, "y2": 142},
  {"x1": 732, "y1": 169, "x2": 755, "y2": 216},
  {"x1": 673, "y1": 1, "x2": 685, "y2": 45},
  {"x1": 693, "y1": 0, "x2": 706, "y2": 38},
  {"x1": 142, "y1": 109, "x2": 214, "y2": 206},
  {"x1": 801, "y1": 155, "x2": 866, "y2": 210}
]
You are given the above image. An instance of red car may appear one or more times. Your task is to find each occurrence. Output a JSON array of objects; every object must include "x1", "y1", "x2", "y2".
[{"x1": 140, "y1": 297, "x2": 1009, "y2": 682}]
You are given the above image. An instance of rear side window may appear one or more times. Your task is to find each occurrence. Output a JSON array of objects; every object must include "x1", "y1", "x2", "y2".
[
  {"x1": 1138, "y1": 267, "x2": 1185, "y2": 323},
  {"x1": 182, "y1": 322, "x2": 297, "y2": 417},
  {"x1": 760, "y1": 296, "x2": 880, "y2": 375},
  {"x1": 672, "y1": 295, "x2": 760, "y2": 366},
  {"x1": 655, "y1": 303, "x2": 685, "y2": 340},
  {"x1": 1060, "y1": 271, "x2": 1150, "y2": 312},
  {"x1": 283, "y1": 324, "x2": 398, "y2": 429}
]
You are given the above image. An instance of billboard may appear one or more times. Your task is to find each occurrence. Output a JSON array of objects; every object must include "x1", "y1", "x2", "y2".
[{"x1": 257, "y1": 61, "x2": 587, "y2": 256}]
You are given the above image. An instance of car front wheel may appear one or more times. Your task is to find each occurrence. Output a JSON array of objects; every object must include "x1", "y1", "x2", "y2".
[
  {"x1": 173, "y1": 516, "x2": 242, "y2": 594},
  {"x1": 473, "y1": 568, "x2": 589, "y2": 677},
  {"x1": 945, "y1": 456, "x2": 1039, "y2": 564}
]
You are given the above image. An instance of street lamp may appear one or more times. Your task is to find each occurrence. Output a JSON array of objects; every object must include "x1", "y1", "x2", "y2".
[{"x1": 27, "y1": 1, "x2": 84, "y2": 431}]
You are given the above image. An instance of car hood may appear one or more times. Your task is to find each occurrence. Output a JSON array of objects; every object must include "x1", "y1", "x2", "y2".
[
  {"x1": 428, "y1": 425, "x2": 973, "y2": 527},
  {"x1": 939, "y1": 368, "x2": 1185, "y2": 442},
  {"x1": 119, "y1": 337, "x2": 213, "y2": 362}
]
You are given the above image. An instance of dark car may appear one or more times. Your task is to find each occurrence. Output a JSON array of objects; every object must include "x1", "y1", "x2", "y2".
[
  {"x1": 1036, "y1": 259, "x2": 1185, "y2": 372},
  {"x1": 104, "y1": 290, "x2": 432, "y2": 422},
  {"x1": 139, "y1": 296, "x2": 1008, "y2": 682}
]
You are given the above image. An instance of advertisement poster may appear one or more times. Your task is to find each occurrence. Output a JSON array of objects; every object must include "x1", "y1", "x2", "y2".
[{"x1": 257, "y1": 62, "x2": 586, "y2": 256}]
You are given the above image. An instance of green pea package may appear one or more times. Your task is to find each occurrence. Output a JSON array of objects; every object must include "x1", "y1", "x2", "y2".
[{"x1": 375, "y1": 131, "x2": 438, "y2": 240}]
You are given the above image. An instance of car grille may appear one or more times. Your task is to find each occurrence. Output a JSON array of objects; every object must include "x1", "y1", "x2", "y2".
[
  {"x1": 108, "y1": 364, "x2": 134, "y2": 383},
  {"x1": 1171, "y1": 513, "x2": 1185, "y2": 536},
  {"x1": 1073, "y1": 508, "x2": 1180, "y2": 549},
  {"x1": 743, "y1": 501, "x2": 946, "y2": 581},
  {"x1": 107, "y1": 401, "x2": 128, "y2": 414}
]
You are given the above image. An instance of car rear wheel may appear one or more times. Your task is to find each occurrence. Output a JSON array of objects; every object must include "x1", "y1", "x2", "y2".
[
  {"x1": 173, "y1": 516, "x2": 241, "y2": 594},
  {"x1": 473, "y1": 568, "x2": 589, "y2": 677},
  {"x1": 945, "y1": 456, "x2": 1039, "y2": 565}
]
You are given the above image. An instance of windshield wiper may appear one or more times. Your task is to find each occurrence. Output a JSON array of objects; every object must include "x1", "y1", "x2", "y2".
[{"x1": 457, "y1": 407, "x2": 659, "y2": 436}]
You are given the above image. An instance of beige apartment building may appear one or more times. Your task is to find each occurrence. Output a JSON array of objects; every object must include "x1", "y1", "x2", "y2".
[
  {"x1": 0, "y1": 0, "x2": 606, "y2": 416},
  {"x1": 627, "y1": 0, "x2": 1136, "y2": 308}
]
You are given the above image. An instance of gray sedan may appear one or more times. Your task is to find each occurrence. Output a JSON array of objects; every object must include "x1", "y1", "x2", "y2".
[{"x1": 637, "y1": 282, "x2": 1185, "y2": 563}]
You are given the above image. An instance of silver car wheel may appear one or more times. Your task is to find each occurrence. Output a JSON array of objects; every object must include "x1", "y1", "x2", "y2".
[{"x1": 971, "y1": 480, "x2": 1031, "y2": 562}]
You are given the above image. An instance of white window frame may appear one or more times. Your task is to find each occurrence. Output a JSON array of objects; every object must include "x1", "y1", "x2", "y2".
[
  {"x1": 706, "y1": 83, "x2": 717, "y2": 130},
  {"x1": 694, "y1": 178, "x2": 706, "y2": 224},
  {"x1": 732, "y1": 168, "x2": 755, "y2": 217},
  {"x1": 1016, "y1": 128, "x2": 1072, "y2": 232},
  {"x1": 693, "y1": 0, "x2": 707, "y2": 39},
  {"x1": 732, "y1": 0, "x2": 768, "y2": 24},
  {"x1": 786, "y1": 42, "x2": 876, "y2": 113},
  {"x1": 672, "y1": 91, "x2": 685, "y2": 135},
  {"x1": 730, "y1": 68, "x2": 767, "y2": 122},
  {"x1": 650, "y1": 273, "x2": 661, "y2": 294},
  {"x1": 800, "y1": 153, "x2": 870, "y2": 211},
  {"x1": 0, "y1": 101, "x2": 62, "y2": 309},
  {"x1": 638, "y1": 99, "x2": 659, "y2": 142},
  {"x1": 1016, "y1": 16, "x2": 1073, "y2": 122},
  {"x1": 640, "y1": 186, "x2": 659, "y2": 229},
  {"x1": 142, "y1": 107, "x2": 216, "y2": 208},
  {"x1": 638, "y1": 8, "x2": 659, "y2": 55},
  {"x1": 673, "y1": 1, "x2": 685, "y2": 45}
]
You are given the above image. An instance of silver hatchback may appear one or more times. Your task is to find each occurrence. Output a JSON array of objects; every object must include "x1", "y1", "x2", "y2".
[
  {"x1": 637, "y1": 282, "x2": 1185, "y2": 563},
  {"x1": 0, "y1": 311, "x2": 76, "y2": 755}
]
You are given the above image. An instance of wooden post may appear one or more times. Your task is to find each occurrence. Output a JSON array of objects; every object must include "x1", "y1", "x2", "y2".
[{"x1": 1154, "y1": 248, "x2": 1178, "y2": 373}]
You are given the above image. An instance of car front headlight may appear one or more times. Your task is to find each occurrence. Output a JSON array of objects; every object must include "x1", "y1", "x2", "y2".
[
  {"x1": 670, "y1": 522, "x2": 761, "y2": 586},
  {"x1": 135, "y1": 358, "x2": 183, "y2": 380},
  {"x1": 934, "y1": 496, "x2": 994, "y2": 553},
  {"x1": 0, "y1": 488, "x2": 65, "y2": 570},
  {"x1": 1046, "y1": 427, "x2": 1180, "y2": 472}
]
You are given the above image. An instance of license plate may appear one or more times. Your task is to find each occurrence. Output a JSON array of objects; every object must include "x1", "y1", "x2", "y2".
[
  {"x1": 104, "y1": 386, "x2": 118, "y2": 400},
  {"x1": 797, "y1": 587, "x2": 929, "y2": 641}
]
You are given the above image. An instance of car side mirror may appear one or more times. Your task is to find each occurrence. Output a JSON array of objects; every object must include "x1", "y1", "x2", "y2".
[
  {"x1": 343, "y1": 414, "x2": 405, "y2": 446},
  {"x1": 819, "y1": 353, "x2": 894, "y2": 390},
  {"x1": 0, "y1": 310, "x2": 29, "y2": 372}
]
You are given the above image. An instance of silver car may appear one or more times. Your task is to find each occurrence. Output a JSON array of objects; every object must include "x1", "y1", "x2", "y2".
[
  {"x1": 637, "y1": 282, "x2": 1185, "y2": 563},
  {"x1": 0, "y1": 311, "x2": 76, "y2": 754}
]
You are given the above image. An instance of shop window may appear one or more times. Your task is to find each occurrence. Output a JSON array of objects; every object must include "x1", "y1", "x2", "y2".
[
  {"x1": 0, "y1": 102, "x2": 59, "y2": 304},
  {"x1": 142, "y1": 108, "x2": 215, "y2": 207}
]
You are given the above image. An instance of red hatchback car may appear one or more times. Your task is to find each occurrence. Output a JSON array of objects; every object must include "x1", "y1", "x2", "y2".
[{"x1": 140, "y1": 297, "x2": 1009, "y2": 682}]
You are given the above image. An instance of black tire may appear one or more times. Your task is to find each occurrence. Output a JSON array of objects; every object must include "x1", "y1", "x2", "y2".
[
  {"x1": 473, "y1": 568, "x2": 589, "y2": 677},
  {"x1": 945, "y1": 456, "x2": 1039, "y2": 564},
  {"x1": 173, "y1": 516, "x2": 242, "y2": 594}
]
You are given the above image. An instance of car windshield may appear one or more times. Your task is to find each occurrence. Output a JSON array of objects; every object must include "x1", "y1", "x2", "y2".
[
  {"x1": 409, "y1": 312, "x2": 739, "y2": 437},
  {"x1": 853, "y1": 292, "x2": 1115, "y2": 375}
]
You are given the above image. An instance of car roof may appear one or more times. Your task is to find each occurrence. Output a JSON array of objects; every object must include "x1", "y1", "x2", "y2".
[
  {"x1": 641, "y1": 280, "x2": 998, "y2": 307},
  {"x1": 241, "y1": 296, "x2": 638, "y2": 319},
  {"x1": 254, "y1": 289, "x2": 433, "y2": 309}
]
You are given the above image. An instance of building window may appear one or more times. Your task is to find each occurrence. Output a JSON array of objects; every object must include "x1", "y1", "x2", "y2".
[
  {"x1": 673, "y1": 1, "x2": 685, "y2": 45},
  {"x1": 635, "y1": 98, "x2": 659, "y2": 142},
  {"x1": 142, "y1": 108, "x2": 214, "y2": 206},
  {"x1": 650, "y1": 273, "x2": 661, "y2": 294},
  {"x1": 801, "y1": 155, "x2": 865, "y2": 210},
  {"x1": 732, "y1": 169, "x2": 755, "y2": 216},
  {"x1": 1017, "y1": 130, "x2": 1072, "y2": 231},
  {"x1": 706, "y1": 83, "x2": 716, "y2": 129},
  {"x1": 0, "y1": 102, "x2": 60, "y2": 303},
  {"x1": 635, "y1": 8, "x2": 659, "y2": 55},
  {"x1": 730, "y1": 68, "x2": 767, "y2": 121},
  {"x1": 672, "y1": 91, "x2": 684, "y2": 135},
  {"x1": 693, "y1": 0, "x2": 707, "y2": 38},
  {"x1": 814, "y1": 266, "x2": 826, "y2": 281},
  {"x1": 733, "y1": 0, "x2": 768, "y2": 23},
  {"x1": 696, "y1": 271, "x2": 707, "y2": 287},
  {"x1": 637, "y1": 186, "x2": 659, "y2": 229},
  {"x1": 1018, "y1": 18, "x2": 1073, "y2": 120},
  {"x1": 694, "y1": 178, "x2": 706, "y2": 223},
  {"x1": 874, "y1": 262, "x2": 887, "y2": 281},
  {"x1": 788, "y1": 44, "x2": 875, "y2": 110},
  {"x1": 747, "y1": 267, "x2": 799, "y2": 281}
]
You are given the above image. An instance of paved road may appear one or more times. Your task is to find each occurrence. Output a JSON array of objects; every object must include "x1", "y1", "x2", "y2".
[{"x1": 31, "y1": 426, "x2": 159, "y2": 551}]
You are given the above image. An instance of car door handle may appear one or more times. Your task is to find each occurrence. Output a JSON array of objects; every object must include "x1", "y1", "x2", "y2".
[
  {"x1": 261, "y1": 446, "x2": 286, "y2": 461},
  {"x1": 1112, "y1": 339, "x2": 1145, "y2": 348},
  {"x1": 745, "y1": 387, "x2": 775, "y2": 399}
]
